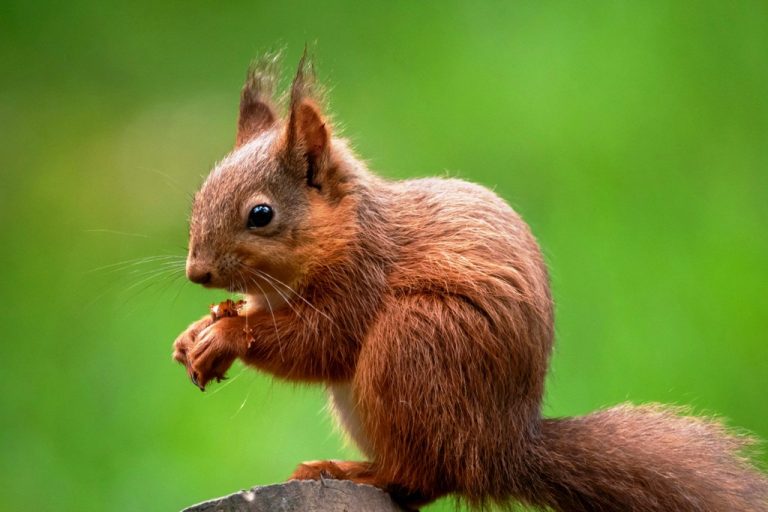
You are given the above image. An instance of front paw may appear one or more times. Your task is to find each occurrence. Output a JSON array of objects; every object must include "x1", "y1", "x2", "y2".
[
  {"x1": 172, "y1": 315, "x2": 213, "y2": 367},
  {"x1": 186, "y1": 317, "x2": 245, "y2": 391}
]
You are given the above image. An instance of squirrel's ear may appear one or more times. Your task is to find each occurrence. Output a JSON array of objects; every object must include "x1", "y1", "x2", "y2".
[
  {"x1": 235, "y1": 52, "x2": 280, "y2": 147},
  {"x1": 283, "y1": 52, "x2": 331, "y2": 190}
]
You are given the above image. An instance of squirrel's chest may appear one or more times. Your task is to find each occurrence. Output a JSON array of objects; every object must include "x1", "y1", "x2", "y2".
[{"x1": 327, "y1": 382, "x2": 374, "y2": 457}]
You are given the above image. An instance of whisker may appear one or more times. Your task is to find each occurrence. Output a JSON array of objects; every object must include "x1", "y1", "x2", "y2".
[
  {"x1": 239, "y1": 266, "x2": 303, "y2": 320},
  {"x1": 143, "y1": 167, "x2": 194, "y2": 200},
  {"x1": 230, "y1": 378, "x2": 256, "y2": 418},
  {"x1": 125, "y1": 261, "x2": 186, "y2": 278},
  {"x1": 118, "y1": 267, "x2": 186, "y2": 311},
  {"x1": 253, "y1": 268, "x2": 334, "y2": 324},
  {"x1": 235, "y1": 271, "x2": 250, "y2": 335},
  {"x1": 169, "y1": 273, "x2": 189, "y2": 308},
  {"x1": 123, "y1": 266, "x2": 185, "y2": 293},
  {"x1": 85, "y1": 255, "x2": 184, "y2": 275},
  {"x1": 85, "y1": 260, "x2": 183, "y2": 309},
  {"x1": 207, "y1": 365, "x2": 248, "y2": 396},
  {"x1": 238, "y1": 269, "x2": 285, "y2": 363},
  {"x1": 263, "y1": 279, "x2": 303, "y2": 318},
  {"x1": 155, "y1": 267, "x2": 188, "y2": 297},
  {"x1": 240, "y1": 267, "x2": 328, "y2": 372},
  {"x1": 80, "y1": 253, "x2": 186, "y2": 317}
]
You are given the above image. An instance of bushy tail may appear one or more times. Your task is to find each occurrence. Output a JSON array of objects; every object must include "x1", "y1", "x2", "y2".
[{"x1": 523, "y1": 404, "x2": 768, "y2": 511}]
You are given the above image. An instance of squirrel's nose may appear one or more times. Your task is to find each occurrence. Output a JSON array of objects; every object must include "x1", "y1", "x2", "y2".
[
  {"x1": 189, "y1": 271, "x2": 212, "y2": 285},
  {"x1": 186, "y1": 262, "x2": 213, "y2": 285}
]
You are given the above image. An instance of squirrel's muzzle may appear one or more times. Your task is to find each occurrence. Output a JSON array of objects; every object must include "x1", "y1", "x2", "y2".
[{"x1": 186, "y1": 260, "x2": 214, "y2": 285}]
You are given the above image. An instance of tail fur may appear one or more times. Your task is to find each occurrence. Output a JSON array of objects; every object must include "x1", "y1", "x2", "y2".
[{"x1": 522, "y1": 404, "x2": 768, "y2": 511}]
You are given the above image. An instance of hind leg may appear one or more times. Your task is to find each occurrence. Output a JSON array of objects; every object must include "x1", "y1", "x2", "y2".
[
  {"x1": 290, "y1": 460, "x2": 377, "y2": 485},
  {"x1": 290, "y1": 293, "x2": 514, "y2": 507},
  {"x1": 290, "y1": 460, "x2": 442, "y2": 509},
  {"x1": 352, "y1": 294, "x2": 528, "y2": 505}
]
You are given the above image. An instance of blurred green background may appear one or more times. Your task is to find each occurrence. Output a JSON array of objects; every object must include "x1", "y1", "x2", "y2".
[{"x1": 1, "y1": 1, "x2": 767, "y2": 510}]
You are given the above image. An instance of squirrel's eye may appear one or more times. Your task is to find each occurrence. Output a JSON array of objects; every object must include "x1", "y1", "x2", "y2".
[{"x1": 247, "y1": 204, "x2": 273, "y2": 229}]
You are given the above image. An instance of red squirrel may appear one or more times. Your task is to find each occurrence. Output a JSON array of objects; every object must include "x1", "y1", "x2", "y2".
[{"x1": 172, "y1": 52, "x2": 768, "y2": 510}]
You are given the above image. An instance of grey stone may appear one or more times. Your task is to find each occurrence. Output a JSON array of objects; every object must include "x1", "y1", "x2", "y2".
[{"x1": 182, "y1": 479, "x2": 409, "y2": 512}]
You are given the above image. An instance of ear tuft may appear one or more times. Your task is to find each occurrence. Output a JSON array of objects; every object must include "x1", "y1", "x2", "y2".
[
  {"x1": 236, "y1": 51, "x2": 281, "y2": 147},
  {"x1": 284, "y1": 49, "x2": 332, "y2": 189},
  {"x1": 289, "y1": 47, "x2": 320, "y2": 110}
]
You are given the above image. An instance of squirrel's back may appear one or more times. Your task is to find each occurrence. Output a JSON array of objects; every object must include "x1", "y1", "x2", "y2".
[{"x1": 384, "y1": 177, "x2": 551, "y2": 309}]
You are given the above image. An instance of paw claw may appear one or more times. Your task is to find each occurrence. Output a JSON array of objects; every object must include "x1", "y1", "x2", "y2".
[
  {"x1": 172, "y1": 315, "x2": 243, "y2": 390},
  {"x1": 189, "y1": 370, "x2": 204, "y2": 391}
]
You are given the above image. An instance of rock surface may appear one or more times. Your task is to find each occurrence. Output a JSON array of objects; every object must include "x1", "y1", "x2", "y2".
[{"x1": 181, "y1": 479, "x2": 410, "y2": 512}]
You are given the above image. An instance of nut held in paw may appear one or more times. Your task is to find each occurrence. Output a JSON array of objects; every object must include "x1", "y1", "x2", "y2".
[{"x1": 209, "y1": 299, "x2": 245, "y2": 322}]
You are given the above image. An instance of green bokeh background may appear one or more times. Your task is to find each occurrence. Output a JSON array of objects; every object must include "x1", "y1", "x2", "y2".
[{"x1": 1, "y1": 2, "x2": 766, "y2": 510}]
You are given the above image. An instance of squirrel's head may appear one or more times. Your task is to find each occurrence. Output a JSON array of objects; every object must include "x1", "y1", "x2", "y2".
[{"x1": 186, "y1": 52, "x2": 361, "y2": 295}]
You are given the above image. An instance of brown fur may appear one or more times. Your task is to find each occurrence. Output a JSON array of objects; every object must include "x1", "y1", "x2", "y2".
[{"x1": 172, "y1": 53, "x2": 768, "y2": 510}]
